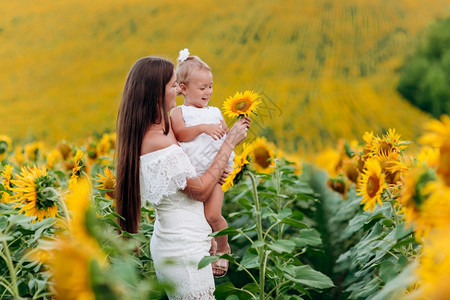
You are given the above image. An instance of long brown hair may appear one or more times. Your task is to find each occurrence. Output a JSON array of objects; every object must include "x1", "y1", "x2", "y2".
[{"x1": 116, "y1": 57, "x2": 174, "y2": 233}]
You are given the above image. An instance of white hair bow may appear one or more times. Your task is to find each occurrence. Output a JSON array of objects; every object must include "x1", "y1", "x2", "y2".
[{"x1": 177, "y1": 48, "x2": 190, "y2": 63}]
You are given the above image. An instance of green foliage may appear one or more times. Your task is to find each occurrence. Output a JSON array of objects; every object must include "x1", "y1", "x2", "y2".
[
  {"x1": 302, "y1": 165, "x2": 420, "y2": 299},
  {"x1": 0, "y1": 183, "x2": 165, "y2": 299},
  {"x1": 208, "y1": 159, "x2": 334, "y2": 299},
  {"x1": 0, "y1": 207, "x2": 55, "y2": 298},
  {"x1": 397, "y1": 17, "x2": 450, "y2": 118},
  {"x1": 1, "y1": 144, "x2": 428, "y2": 299}
]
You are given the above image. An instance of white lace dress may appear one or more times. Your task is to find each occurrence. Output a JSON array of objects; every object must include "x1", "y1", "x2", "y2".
[
  {"x1": 178, "y1": 105, "x2": 234, "y2": 176},
  {"x1": 140, "y1": 144, "x2": 216, "y2": 300}
]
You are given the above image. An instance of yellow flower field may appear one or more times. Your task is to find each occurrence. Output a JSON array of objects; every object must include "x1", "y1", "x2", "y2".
[
  {"x1": 0, "y1": 115, "x2": 449, "y2": 298},
  {"x1": 1, "y1": 1, "x2": 450, "y2": 298},
  {"x1": 2, "y1": 0, "x2": 450, "y2": 154}
]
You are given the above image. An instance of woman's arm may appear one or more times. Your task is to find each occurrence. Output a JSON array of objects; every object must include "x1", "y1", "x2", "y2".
[
  {"x1": 171, "y1": 107, "x2": 227, "y2": 142},
  {"x1": 182, "y1": 117, "x2": 250, "y2": 202}
]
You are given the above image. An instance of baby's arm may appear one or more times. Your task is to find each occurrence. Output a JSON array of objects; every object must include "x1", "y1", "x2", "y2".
[{"x1": 170, "y1": 107, "x2": 227, "y2": 142}]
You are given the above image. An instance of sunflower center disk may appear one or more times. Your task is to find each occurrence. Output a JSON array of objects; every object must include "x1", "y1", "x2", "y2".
[
  {"x1": 234, "y1": 100, "x2": 250, "y2": 111},
  {"x1": 367, "y1": 175, "x2": 380, "y2": 198},
  {"x1": 254, "y1": 148, "x2": 271, "y2": 169}
]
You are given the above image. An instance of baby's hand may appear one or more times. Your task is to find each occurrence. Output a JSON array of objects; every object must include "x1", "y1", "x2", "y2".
[
  {"x1": 203, "y1": 123, "x2": 226, "y2": 140},
  {"x1": 219, "y1": 166, "x2": 233, "y2": 185}
]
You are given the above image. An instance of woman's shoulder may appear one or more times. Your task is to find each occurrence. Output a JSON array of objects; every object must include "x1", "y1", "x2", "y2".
[{"x1": 140, "y1": 130, "x2": 178, "y2": 158}]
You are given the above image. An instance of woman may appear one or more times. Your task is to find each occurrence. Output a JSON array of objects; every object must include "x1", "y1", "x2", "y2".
[{"x1": 115, "y1": 56, "x2": 250, "y2": 299}]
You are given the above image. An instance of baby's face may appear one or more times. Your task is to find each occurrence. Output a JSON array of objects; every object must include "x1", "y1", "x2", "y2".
[{"x1": 183, "y1": 69, "x2": 213, "y2": 108}]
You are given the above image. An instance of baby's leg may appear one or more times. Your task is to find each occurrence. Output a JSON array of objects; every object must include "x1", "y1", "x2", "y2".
[{"x1": 204, "y1": 184, "x2": 229, "y2": 253}]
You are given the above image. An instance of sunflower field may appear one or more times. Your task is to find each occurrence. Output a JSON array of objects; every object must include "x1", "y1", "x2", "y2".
[
  {"x1": 2, "y1": 0, "x2": 450, "y2": 153},
  {"x1": 0, "y1": 114, "x2": 450, "y2": 299},
  {"x1": 3, "y1": 0, "x2": 450, "y2": 299}
]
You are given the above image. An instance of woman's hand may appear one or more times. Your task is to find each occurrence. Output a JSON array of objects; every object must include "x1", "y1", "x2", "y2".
[
  {"x1": 225, "y1": 117, "x2": 251, "y2": 148},
  {"x1": 218, "y1": 166, "x2": 233, "y2": 185}
]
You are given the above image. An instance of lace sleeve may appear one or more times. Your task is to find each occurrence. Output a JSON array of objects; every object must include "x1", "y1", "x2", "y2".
[{"x1": 140, "y1": 146, "x2": 196, "y2": 206}]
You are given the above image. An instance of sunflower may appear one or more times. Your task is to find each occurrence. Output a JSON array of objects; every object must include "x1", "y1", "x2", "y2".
[
  {"x1": 86, "y1": 142, "x2": 98, "y2": 162},
  {"x1": 327, "y1": 175, "x2": 347, "y2": 199},
  {"x1": 415, "y1": 226, "x2": 450, "y2": 299},
  {"x1": 420, "y1": 180, "x2": 450, "y2": 230},
  {"x1": 417, "y1": 146, "x2": 439, "y2": 168},
  {"x1": 362, "y1": 131, "x2": 375, "y2": 158},
  {"x1": 222, "y1": 90, "x2": 261, "y2": 118},
  {"x1": 397, "y1": 166, "x2": 436, "y2": 238},
  {"x1": 96, "y1": 167, "x2": 116, "y2": 201},
  {"x1": 30, "y1": 238, "x2": 98, "y2": 300},
  {"x1": 11, "y1": 165, "x2": 59, "y2": 221},
  {"x1": 343, "y1": 157, "x2": 359, "y2": 184},
  {"x1": 315, "y1": 148, "x2": 341, "y2": 177},
  {"x1": 69, "y1": 150, "x2": 86, "y2": 188},
  {"x1": 31, "y1": 180, "x2": 107, "y2": 300},
  {"x1": 222, "y1": 144, "x2": 252, "y2": 192},
  {"x1": 0, "y1": 164, "x2": 13, "y2": 203},
  {"x1": 419, "y1": 115, "x2": 450, "y2": 148},
  {"x1": 97, "y1": 133, "x2": 113, "y2": 157},
  {"x1": 65, "y1": 179, "x2": 104, "y2": 246},
  {"x1": 57, "y1": 142, "x2": 73, "y2": 160},
  {"x1": 356, "y1": 158, "x2": 388, "y2": 211},
  {"x1": 370, "y1": 129, "x2": 408, "y2": 161},
  {"x1": 25, "y1": 141, "x2": 43, "y2": 162},
  {"x1": 0, "y1": 135, "x2": 12, "y2": 161},
  {"x1": 381, "y1": 159, "x2": 408, "y2": 185},
  {"x1": 46, "y1": 149, "x2": 62, "y2": 169},
  {"x1": 13, "y1": 146, "x2": 25, "y2": 166},
  {"x1": 248, "y1": 137, "x2": 276, "y2": 174},
  {"x1": 372, "y1": 138, "x2": 398, "y2": 160},
  {"x1": 42, "y1": 239, "x2": 97, "y2": 300},
  {"x1": 385, "y1": 128, "x2": 402, "y2": 144},
  {"x1": 419, "y1": 115, "x2": 450, "y2": 186}
]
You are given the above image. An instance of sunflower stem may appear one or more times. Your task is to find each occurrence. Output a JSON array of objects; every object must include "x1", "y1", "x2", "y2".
[
  {"x1": 82, "y1": 171, "x2": 93, "y2": 194},
  {"x1": 56, "y1": 190, "x2": 71, "y2": 221},
  {"x1": 274, "y1": 161, "x2": 284, "y2": 298},
  {"x1": 231, "y1": 260, "x2": 259, "y2": 287},
  {"x1": 274, "y1": 161, "x2": 283, "y2": 240},
  {"x1": 248, "y1": 172, "x2": 265, "y2": 300},
  {"x1": 386, "y1": 189, "x2": 399, "y2": 226},
  {"x1": 0, "y1": 233, "x2": 20, "y2": 298}
]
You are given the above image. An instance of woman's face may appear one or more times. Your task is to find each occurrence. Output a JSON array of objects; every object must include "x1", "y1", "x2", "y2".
[{"x1": 165, "y1": 72, "x2": 179, "y2": 111}]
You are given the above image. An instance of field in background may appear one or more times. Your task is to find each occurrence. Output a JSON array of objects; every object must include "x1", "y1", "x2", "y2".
[{"x1": 1, "y1": 0, "x2": 450, "y2": 154}]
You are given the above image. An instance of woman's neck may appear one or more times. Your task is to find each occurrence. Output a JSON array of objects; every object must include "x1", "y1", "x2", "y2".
[
  {"x1": 148, "y1": 122, "x2": 166, "y2": 132},
  {"x1": 148, "y1": 111, "x2": 170, "y2": 131}
]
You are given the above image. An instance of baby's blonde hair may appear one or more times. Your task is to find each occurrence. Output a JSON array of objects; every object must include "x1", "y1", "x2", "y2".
[{"x1": 175, "y1": 56, "x2": 211, "y2": 85}]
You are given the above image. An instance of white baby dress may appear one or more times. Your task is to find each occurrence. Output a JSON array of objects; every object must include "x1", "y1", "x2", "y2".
[
  {"x1": 140, "y1": 144, "x2": 216, "y2": 299},
  {"x1": 178, "y1": 105, "x2": 234, "y2": 176}
]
